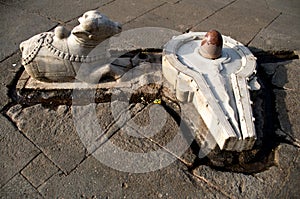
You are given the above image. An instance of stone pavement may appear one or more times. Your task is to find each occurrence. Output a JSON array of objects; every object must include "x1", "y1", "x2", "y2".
[{"x1": 0, "y1": 0, "x2": 299, "y2": 198}]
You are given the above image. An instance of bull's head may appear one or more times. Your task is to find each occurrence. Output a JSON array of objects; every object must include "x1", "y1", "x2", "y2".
[{"x1": 72, "y1": 10, "x2": 122, "y2": 46}]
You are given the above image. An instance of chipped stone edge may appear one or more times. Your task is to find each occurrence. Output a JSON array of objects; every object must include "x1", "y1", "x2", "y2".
[{"x1": 162, "y1": 32, "x2": 257, "y2": 151}]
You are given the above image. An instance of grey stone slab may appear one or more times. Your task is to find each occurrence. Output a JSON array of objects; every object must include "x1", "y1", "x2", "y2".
[
  {"x1": 110, "y1": 27, "x2": 180, "y2": 52},
  {"x1": 260, "y1": 60, "x2": 300, "y2": 89},
  {"x1": 72, "y1": 102, "x2": 119, "y2": 153},
  {"x1": 95, "y1": 103, "x2": 116, "y2": 129},
  {"x1": 38, "y1": 156, "x2": 219, "y2": 198},
  {"x1": 122, "y1": 161, "x2": 222, "y2": 198},
  {"x1": 255, "y1": 144, "x2": 300, "y2": 198},
  {"x1": 37, "y1": 156, "x2": 128, "y2": 198},
  {"x1": 193, "y1": 160, "x2": 291, "y2": 198},
  {"x1": 275, "y1": 144, "x2": 300, "y2": 198},
  {"x1": 283, "y1": 59, "x2": 300, "y2": 91},
  {"x1": 272, "y1": 64, "x2": 288, "y2": 88},
  {"x1": 144, "y1": 0, "x2": 235, "y2": 32},
  {"x1": 0, "y1": 174, "x2": 42, "y2": 199},
  {"x1": 192, "y1": 0, "x2": 280, "y2": 45},
  {"x1": 98, "y1": 0, "x2": 165, "y2": 24},
  {"x1": 250, "y1": 14, "x2": 300, "y2": 51},
  {"x1": 21, "y1": 153, "x2": 59, "y2": 188},
  {"x1": 0, "y1": 4, "x2": 57, "y2": 61},
  {"x1": 274, "y1": 89, "x2": 300, "y2": 140},
  {"x1": 92, "y1": 100, "x2": 201, "y2": 172},
  {"x1": 128, "y1": 104, "x2": 181, "y2": 146},
  {"x1": 266, "y1": 0, "x2": 300, "y2": 17},
  {"x1": 0, "y1": 85, "x2": 10, "y2": 111},
  {"x1": 267, "y1": 60, "x2": 300, "y2": 90},
  {"x1": 125, "y1": 0, "x2": 235, "y2": 32},
  {"x1": 0, "y1": 115, "x2": 40, "y2": 188},
  {"x1": 92, "y1": 126, "x2": 176, "y2": 173},
  {"x1": 0, "y1": 52, "x2": 22, "y2": 86},
  {"x1": 7, "y1": 104, "x2": 86, "y2": 174},
  {"x1": 1, "y1": 0, "x2": 112, "y2": 22},
  {"x1": 107, "y1": 125, "x2": 163, "y2": 154},
  {"x1": 123, "y1": 12, "x2": 179, "y2": 31}
]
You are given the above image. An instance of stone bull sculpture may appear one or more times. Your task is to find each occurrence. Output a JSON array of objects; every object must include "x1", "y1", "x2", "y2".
[{"x1": 20, "y1": 10, "x2": 122, "y2": 82}]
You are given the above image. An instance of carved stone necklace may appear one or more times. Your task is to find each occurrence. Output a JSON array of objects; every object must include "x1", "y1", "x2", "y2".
[{"x1": 22, "y1": 33, "x2": 106, "y2": 66}]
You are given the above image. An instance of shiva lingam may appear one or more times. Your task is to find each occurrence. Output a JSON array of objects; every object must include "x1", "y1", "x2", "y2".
[
  {"x1": 162, "y1": 30, "x2": 260, "y2": 151},
  {"x1": 19, "y1": 10, "x2": 260, "y2": 152},
  {"x1": 20, "y1": 10, "x2": 122, "y2": 83}
]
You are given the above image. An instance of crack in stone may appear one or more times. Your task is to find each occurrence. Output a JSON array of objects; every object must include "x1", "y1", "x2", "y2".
[
  {"x1": 189, "y1": 0, "x2": 238, "y2": 31},
  {"x1": 247, "y1": 13, "x2": 282, "y2": 46},
  {"x1": 0, "y1": 152, "x2": 41, "y2": 190},
  {"x1": 124, "y1": 2, "x2": 169, "y2": 25},
  {"x1": 191, "y1": 170, "x2": 236, "y2": 199},
  {"x1": 0, "y1": 51, "x2": 19, "y2": 64}
]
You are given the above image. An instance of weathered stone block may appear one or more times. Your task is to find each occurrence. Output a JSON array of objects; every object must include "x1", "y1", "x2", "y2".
[
  {"x1": 98, "y1": 0, "x2": 164, "y2": 24},
  {"x1": 7, "y1": 104, "x2": 86, "y2": 174},
  {"x1": 193, "y1": 0, "x2": 279, "y2": 45},
  {"x1": 38, "y1": 156, "x2": 213, "y2": 198},
  {"x1": 2, "y1": 0, "x2": 112, "y2": 22},
  {"x1": 0, "y1": 115, "x2": 39, "y2": 187},
  {"x1": 0, "y1": 4, "x2": 57, "y2": 61},
  {"x1": 0, "y1": 174, "x2": 42, "y2": 198},
  {"x1": 21, "y1": 153, "x2": 59, "y2": 188}
]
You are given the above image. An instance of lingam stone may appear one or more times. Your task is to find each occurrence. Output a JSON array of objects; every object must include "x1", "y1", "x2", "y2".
[
  {"x1": 199, "y1": 30, "x2": 223, "y2": 59},
  {"x1": 162, "y1": 31, "x2": 260, "y2": 151},
  {"x1": 20, "y1": 10, "x2": 122, "y2": 82}
]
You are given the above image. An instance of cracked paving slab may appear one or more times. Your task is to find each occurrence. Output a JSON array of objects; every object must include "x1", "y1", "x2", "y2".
[
  {"x1": 0, "y1": 174, "x2": 42, "y2": 198},
  {"x1": 192, "y1": 0, "x2": 280, "y2": 45},
  {"x1": 98, "y1": 0, "x2": 165, "y2": 24},
  {"x1": 193, "y1": 144, "x2": 299, "y2": 199},
  {"x1": 265, "y1": 0, "x2": 300, "y2": 17},
  {"x1": 250, "y1": 13, "x2": 300, "y2": 51},
  {"x1": 91, "y1": 103, "x2": 189, "y2": 173},
  {"x1": 0, "y1": 4, "x2": 57, "y2": 61},
  {"x1": 0, "y1": 0, "x2": 113, "y2": 23},
  {"x1": 5, "y1": 100, "x2": 169, "y2": 175},
  {"x1": 0, "y1": 115, "x2": 40, "y2": 188},
  {"x1": 124, "y1": 0, "x2": 235, "y2": 32},
  {"x1": 6, "y1": 104, "x2": 87, "y2": 174},
  {"x1": 21, "y1": 153, "x2": 59, "y2": 188},
  {"x1": 37, "y1": 155, "x2": 225, "y2": 198}
]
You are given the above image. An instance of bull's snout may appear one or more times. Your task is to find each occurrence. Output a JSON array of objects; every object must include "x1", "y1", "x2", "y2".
[
  {"x1": 116, "y1": 22, "x2": 122, "y2": 30},
  {"x1": 113, "y1": 22, "x2": 122, "y2": 34}
]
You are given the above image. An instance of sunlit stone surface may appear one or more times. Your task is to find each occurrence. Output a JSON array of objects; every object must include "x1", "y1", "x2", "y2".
[{"x1": 162, "y1": 32, "x2": 260, "y2": 151}]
